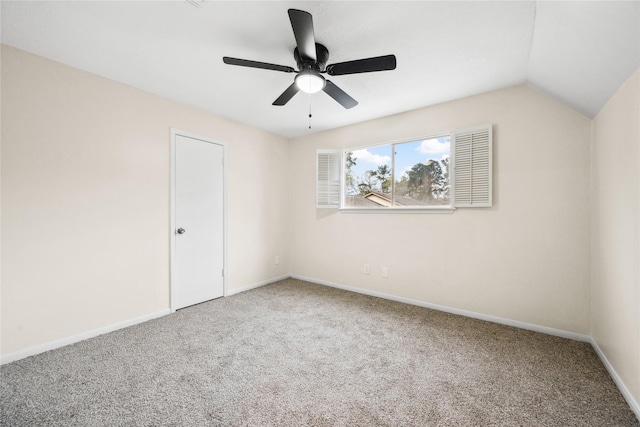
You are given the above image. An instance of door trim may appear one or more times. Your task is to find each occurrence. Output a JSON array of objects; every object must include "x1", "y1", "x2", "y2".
[{"x1": 170, "y1": 128, "x2": 227, "y2": 312}]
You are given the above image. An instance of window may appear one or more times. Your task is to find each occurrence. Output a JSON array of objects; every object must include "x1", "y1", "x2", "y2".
[
  {"x1": 345, "y1": 136, "x2": 451, "y2": 208},
  {"x1": 316, "y1": 124, "x2": 492, "y2": 211}
]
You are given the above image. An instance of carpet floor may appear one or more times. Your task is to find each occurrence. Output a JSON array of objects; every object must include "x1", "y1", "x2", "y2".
[{"x1": 1, "y1": 278, "x2": 638, "y2": 426}]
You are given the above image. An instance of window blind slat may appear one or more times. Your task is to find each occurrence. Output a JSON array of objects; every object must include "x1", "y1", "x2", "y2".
[
  {"x1": 452, "y1": 124, "x2": 492, "y2": 208},
  {"x1": 316, "y1": 150, "x2": 341, "y2": 208}
]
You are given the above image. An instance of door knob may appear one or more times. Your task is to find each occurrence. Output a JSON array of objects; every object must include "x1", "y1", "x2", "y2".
[{"x1": 177, "y1": 228, "x2": 186, "y2": 234}]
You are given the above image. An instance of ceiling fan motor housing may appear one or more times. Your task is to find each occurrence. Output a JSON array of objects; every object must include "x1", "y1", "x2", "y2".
[{"x1": 294, "y1": 43, "x2": 329, "y2": 72}]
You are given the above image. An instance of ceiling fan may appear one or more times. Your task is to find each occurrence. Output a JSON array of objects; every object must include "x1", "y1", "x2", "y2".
[{"x1": 223, "y1": 9, "x2": 397, "y2": 109}]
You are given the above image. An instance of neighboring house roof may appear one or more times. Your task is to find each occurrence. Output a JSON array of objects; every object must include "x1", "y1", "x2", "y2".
[
  {"x1": 364, "y1": 192, "x2": 393, "y2": 207},
  {"x1": 345, "y1": 195, "x2": 384, "y2": 208},
  {"x1": 346, "y1": 192, "x2": 432, "y2": 208}
]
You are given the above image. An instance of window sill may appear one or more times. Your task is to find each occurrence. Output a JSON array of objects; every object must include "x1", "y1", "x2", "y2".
[{"x1": 339, "y1": 206, "x2": 455, "y2": 214}]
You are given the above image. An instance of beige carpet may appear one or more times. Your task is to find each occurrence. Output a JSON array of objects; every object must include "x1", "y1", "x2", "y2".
[{"x1": 1, "y1": 278, "x2": 638, "y2": 426}]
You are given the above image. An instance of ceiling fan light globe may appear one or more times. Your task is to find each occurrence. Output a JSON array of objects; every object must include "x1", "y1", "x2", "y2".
[{"x1": 295, "y1": 71, "x2": 325, "y2": 94}]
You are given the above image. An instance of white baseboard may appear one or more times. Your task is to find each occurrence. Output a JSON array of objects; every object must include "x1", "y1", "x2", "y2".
[
  {"x1": 226, "y1": 274, "x2": 291, "y2": 296},
  {"x1": 1, "y1": 308, "x2": 171, "y2": 365},
  {"x1": 590, "y1": 338, "x2": 640, "y2": 420},
  {"x1": 290, "y1": 274, "x2": 591, "y2": 342}
]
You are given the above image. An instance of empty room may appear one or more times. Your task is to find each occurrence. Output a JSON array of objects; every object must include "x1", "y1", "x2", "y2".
[{"x1": 1, "y1": 1, "x2": 639, "y2": 425}]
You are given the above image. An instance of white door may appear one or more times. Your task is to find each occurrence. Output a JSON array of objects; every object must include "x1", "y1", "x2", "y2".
[{"x1": 173, "y1": 133, "x2": 224, "y2": 310}]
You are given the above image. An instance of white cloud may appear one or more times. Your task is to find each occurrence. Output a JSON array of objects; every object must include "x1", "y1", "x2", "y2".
[
  {"x1": 352, "y1": 149, "x2": 391, "y2": 166},
  {"x1": 417, "y1": 138, "x2": 450, "y2": 155}
]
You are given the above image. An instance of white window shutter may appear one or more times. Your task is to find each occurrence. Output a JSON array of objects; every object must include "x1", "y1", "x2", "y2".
[
  {"x1": 452, "y1": 124, "x2": 492, "y2": 207},
  {"x1": 316, "y1": 150, "x2": 341, "y2": 208}
]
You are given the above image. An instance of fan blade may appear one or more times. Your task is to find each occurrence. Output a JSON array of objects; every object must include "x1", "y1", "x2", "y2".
[
  {"x1": 323, "y1": 80, "x2": 358, "y2": 109},
  {"x1": 288, "y1": 9, "x2": 316, "y2": 62},
  {"x1": 326, "y1": 55, "x2": 397, "y2": 76},
  {"x1": 223, "y1": 57, "x2": 295, "y2": 73},
  {"x1": 273, "y1": 82, "x2": 300, "y2": 106}
]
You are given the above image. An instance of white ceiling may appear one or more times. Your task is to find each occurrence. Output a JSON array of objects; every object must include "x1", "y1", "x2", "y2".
[{"x1": 2, "y1": 1, "x2": 638, "y2": 138}]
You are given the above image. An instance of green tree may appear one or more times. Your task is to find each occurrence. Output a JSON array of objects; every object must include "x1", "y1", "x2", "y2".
[
  {"x1": 357, "y1": 170, "x2": 379, "y2": 195},
  {"x1": 440, "y1": 157, "x2": 450, "y2": 200},
  {"x1": 371, "y1": 164, "x2": 391, "y2": 193},
  {"x1": 395, "y1": 175, "x2": 409, "y2": 196},
  {"x1": 345, "y1": 152, "x2": 358, "y2": 195},
  {"x1": 346, "y1": 151, "x2": 356, "y2": 169},
  {"x1": 406, "y1": 160, "x2": 444, "y2": 201}
]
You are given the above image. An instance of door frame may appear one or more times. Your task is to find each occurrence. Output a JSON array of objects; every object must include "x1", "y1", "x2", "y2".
[{"x1": 170, "y1": 128, "x2": 227, "y2": 313}]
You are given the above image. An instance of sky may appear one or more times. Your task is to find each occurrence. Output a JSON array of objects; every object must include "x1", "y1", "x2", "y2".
[{"x1": 348, "y1": 136, "x2": 450, "y2": 184}]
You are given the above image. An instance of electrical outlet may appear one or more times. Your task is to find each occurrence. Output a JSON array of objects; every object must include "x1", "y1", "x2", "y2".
[
  {"x1": 382, "y1": 267, "x2": 389, "y2": 278},
  {"x1": 275, "y1": 256, "x2": 280, "y2": 265},
  {"x1": 364, "y1": 263, "x2": 370, "y2": 275}
]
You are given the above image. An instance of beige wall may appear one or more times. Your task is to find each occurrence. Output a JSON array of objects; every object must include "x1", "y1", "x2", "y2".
[
  {"x1": 289, "y1": 84, "x2": 592, "y2": 334},
  {"x1": 591, "y1": 68, "x2": 640, "y2": 407},
  {"x1": 0, "y1": 45, "x2": 290, "y2": 356},
  {"x1": 2, "y1": 43, "x2": 637, "y2": 411}
]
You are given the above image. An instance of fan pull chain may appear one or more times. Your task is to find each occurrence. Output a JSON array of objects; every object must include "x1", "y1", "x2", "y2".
[{"x1": 308, "y1": 93, "x2": 313, "y2": 129}]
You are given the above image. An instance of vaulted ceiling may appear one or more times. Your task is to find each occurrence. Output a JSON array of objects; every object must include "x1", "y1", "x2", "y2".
[{"x1": 2, "y1": 1, "x2": 638, "y2": 138}]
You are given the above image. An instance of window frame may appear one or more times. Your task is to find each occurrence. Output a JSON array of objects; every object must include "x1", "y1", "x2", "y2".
[{"x1": 340, "y1": 133, "x2": 455, "y2": 213}]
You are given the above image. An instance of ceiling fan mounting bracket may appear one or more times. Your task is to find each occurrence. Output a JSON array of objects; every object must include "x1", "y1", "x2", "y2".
[{"x1": 294, "y1": 43, "x2": 329, "y2": 72}]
